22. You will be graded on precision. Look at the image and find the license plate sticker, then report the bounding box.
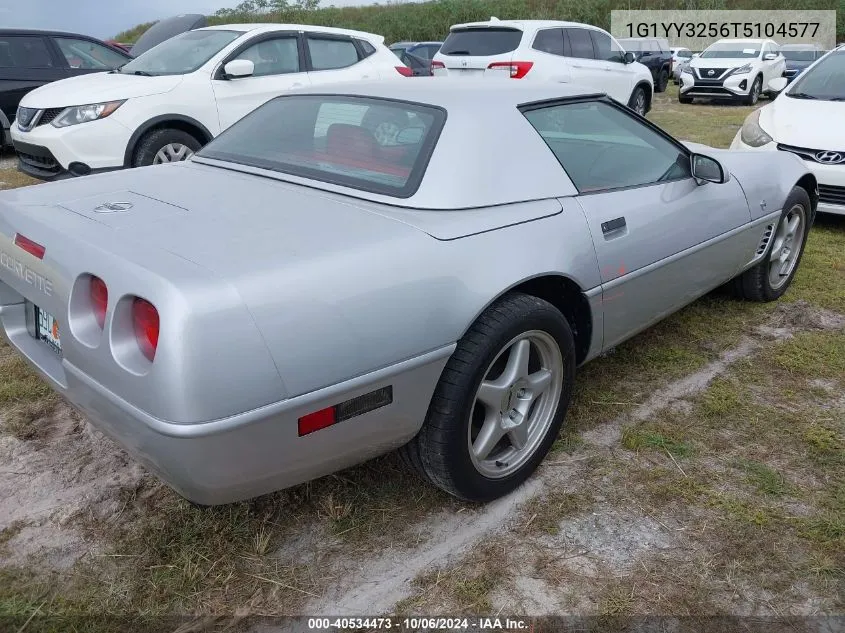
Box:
[35,306,61,355]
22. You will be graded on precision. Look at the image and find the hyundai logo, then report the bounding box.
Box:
[93,202,133,213]
[815,150,845,164]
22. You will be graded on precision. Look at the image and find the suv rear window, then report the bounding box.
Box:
[198,95,445,198]
[440,27,523,56]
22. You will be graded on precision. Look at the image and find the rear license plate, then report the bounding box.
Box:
[34,306,61,355]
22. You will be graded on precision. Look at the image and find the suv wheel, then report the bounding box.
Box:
[656,69,669,93]
[628,86,648,116]
[744,75,763,105]
[133,128,202,167]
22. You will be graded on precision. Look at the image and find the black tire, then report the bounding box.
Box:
[744,75,763,106]
[730,186,813,302]
[655,69,669,93]
[132,128,202,168]
[627,85,648,116]
[679,93,693,104]
[399,293,576,502]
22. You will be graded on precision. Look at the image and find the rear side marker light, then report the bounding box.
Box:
[298,386,393,437]
[90,276,108,329]
[132,298,159,362]
[395,65,413,77]
[14,234,45,259]
[487,61,533,79]
[431,61,445,70]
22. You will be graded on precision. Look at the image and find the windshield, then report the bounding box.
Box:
[440,27,522,56]
[119,29,241,76]
[700,42,761,59]
[781,47,818,61]
[788,50,845,100]
[198,95,446,198]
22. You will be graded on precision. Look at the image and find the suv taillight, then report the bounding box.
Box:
[395,65,413,77]
[90,276,108,329]
[430,60,445,72]
[132,298,159,362]
[487,61,533,78]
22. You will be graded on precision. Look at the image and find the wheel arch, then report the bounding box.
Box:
[123,115,213,167]
[795,173,819,218]
[462,274,594,366]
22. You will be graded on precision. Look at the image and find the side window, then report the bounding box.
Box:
[425,45,441,59]
[532,29,563,56]
[591,30,625,63]
[0,36,54,68]
[235,36,300,77]
[522,100,691,193]
[357,39,376,58]
[53,37,126,70]
[307,36,360,71]
[564,28,595,59]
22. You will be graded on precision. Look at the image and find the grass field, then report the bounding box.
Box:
[0,84,843,627]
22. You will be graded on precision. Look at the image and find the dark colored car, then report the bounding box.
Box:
[618,37,673,92]
[780,43,826,83]
[0,29,131,147]
[389,41,442,76]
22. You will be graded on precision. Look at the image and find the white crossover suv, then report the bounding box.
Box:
[430,18,654,115]
[11,23,405,180]
[730,46,845,216]
[680,38,786,105]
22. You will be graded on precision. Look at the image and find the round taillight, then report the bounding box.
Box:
[90,276,108,329]
[132,298,159,362]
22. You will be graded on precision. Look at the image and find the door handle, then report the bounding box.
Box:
[601,217,626,234]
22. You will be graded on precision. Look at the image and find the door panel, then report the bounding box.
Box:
[577,177,752,349]
[562,28,610,96]
[212,34,309,131]
[589,30,635,102]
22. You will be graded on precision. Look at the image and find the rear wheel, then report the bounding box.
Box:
[133,128,202,167]
[628,86,648,116]
[656,68,669,93]
[400,293,576,502]
[730,186,812,302]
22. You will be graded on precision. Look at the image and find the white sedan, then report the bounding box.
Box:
[731,46,845,216]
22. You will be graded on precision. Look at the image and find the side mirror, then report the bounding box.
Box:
[763,53,778,61]
[223,59,255,79]
[691,153,727,184]
[623,51,636,64]
[767,76,788,94]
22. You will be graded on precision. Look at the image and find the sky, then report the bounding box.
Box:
[0,0,373,40]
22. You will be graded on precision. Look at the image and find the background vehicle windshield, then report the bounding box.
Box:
[780,46,819,61]
[700,42,761,59]
[120,30,241,75]
[198,95,445,198]
[788,50,845,100]
[439,27,522,56]
[619,39,645,51]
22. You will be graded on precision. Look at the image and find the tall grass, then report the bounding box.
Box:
[115,0,844,44]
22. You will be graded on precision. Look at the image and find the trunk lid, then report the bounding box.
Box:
[434,24,523,78]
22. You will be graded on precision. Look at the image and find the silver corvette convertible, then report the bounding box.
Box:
[0,80,816,505]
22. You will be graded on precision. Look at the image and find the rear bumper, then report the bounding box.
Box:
[0,295,453,504]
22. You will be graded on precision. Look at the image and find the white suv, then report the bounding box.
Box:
[680,38,785,105]
[430,18,654,115]
[11,24,405,180]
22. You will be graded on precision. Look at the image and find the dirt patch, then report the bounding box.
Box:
[0,402,152,568]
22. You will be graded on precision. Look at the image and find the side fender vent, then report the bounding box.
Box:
[756,223,775,256]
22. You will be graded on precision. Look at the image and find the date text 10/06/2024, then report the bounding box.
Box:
[307,617,531,631]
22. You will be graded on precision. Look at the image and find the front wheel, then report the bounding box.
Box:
[744,75,763,105]
[731,186,812,302]
[400,293,576,502]
[628,86,648,116]
[133,128,202,167]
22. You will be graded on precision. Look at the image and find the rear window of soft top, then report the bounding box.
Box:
[439,27,523,56]
[197,95,446,198]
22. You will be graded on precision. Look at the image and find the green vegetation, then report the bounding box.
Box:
[115,0,845,44]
